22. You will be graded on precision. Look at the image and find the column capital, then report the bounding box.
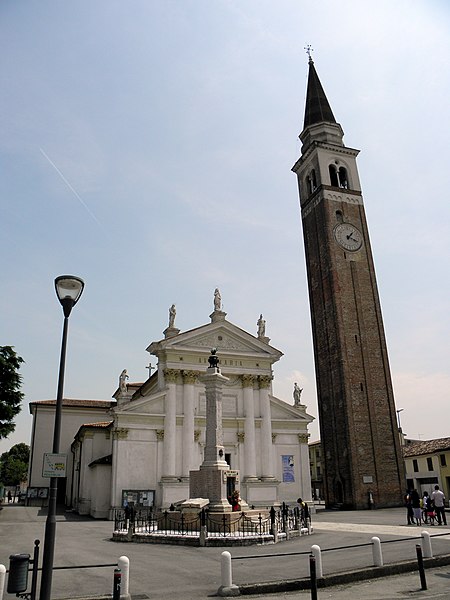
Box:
[237,432,245,443]
[156,429,164,441]
[241,374,255,388]
[164,368,179,384]
[258,375,273,389]
[113,427,129,440]
[298,433,310,444]
[182,370,199,385]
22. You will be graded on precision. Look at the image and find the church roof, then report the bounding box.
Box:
[303,58,336,129]
[29,398,114,412]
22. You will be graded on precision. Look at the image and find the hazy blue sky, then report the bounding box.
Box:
[1,1,449,455]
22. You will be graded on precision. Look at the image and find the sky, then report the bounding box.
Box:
[1,0,450,456]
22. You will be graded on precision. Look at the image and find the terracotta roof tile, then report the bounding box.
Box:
[30,399,114,408]
[402,437,450,457]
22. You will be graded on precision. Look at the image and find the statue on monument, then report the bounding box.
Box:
[257,314,266,338]
[168,304,176,328]
[293,382,303,406]
[214,288,222,311]
[119,369,129,393]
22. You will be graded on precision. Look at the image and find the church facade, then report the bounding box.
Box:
[29,294,313,518]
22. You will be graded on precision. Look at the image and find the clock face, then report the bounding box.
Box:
[334,223,363,251]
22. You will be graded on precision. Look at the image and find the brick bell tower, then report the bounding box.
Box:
[292,54,404,509]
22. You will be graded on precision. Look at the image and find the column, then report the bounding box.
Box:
[163,369,178,479]
[259,375,274,479]
[182,370,198,477]
[242,375,257,479]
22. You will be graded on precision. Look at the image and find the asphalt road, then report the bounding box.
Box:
[1,503,450,599]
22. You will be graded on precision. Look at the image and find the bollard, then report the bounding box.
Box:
[0,564,6,600]
[310,545,323,578]
[309,555,318,600]
[118,556,130,599]
[421,531,433,558]
[113,568,121,600]
[371,536,383,567]
[217,551,239,597]
[416,544,427,590]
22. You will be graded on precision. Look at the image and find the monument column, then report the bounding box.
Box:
[182,370,198,477]
[242,374,257,479]
[259,375,275,479]
[163,368,178,479]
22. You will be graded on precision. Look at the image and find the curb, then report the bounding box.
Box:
[237,553,450,595]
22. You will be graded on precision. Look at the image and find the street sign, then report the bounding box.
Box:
[42,453,67,478]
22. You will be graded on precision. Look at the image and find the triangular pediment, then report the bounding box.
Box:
[270,396,315,423]
[148,319,283,362]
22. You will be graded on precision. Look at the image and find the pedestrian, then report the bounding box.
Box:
[7,490,12,503]
[431,485,447,526]
[422,491,431,523]
[404,490,414,525]
[297,497,310,527]
[410,489,422,526]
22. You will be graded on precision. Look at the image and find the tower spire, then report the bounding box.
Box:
[303,54,336,129]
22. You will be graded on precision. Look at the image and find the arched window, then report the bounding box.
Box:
[329,164,338,187]
[336,210,343,223]
[306,169,317,194]
[338,167,348,189]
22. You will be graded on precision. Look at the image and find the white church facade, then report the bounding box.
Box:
[28,293,314,519]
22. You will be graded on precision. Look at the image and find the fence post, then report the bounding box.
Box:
[310,545,323,579]
[371,536,383,567]
[113,568,121,600]
[421,531,433,558]
[118,555,130,600]
[309,555,318,600]
[217,551,239,597]
[416,544,427,591]
[0,564,6,600]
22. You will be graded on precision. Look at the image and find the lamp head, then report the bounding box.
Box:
[55,275,84,317]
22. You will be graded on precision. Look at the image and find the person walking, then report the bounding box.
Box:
[411,489,422,526]
[404,490,415,525]
[431,485,447,525]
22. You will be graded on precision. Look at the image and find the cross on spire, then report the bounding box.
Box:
[304,44,314,64]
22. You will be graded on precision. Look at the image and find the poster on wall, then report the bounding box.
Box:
[282,455,295,483]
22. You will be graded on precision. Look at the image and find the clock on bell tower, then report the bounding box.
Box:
[292,56,404,509]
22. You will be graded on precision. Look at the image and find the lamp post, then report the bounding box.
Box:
[40,276,84,600]
[396,408,404,430]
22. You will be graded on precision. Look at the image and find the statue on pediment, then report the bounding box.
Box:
[214,288,222,311]
[169,304,176,328]
[119,369,129,393]
[293,382,303,406]
[257,314,266,338]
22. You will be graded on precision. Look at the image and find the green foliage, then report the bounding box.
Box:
[0,443,30,486]
[0,346,24,439]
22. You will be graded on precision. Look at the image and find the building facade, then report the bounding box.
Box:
[403,437,450,503]
[28,299,314,518]
[292,57,404,508]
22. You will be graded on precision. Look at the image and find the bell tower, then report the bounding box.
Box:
[292,56,404,509]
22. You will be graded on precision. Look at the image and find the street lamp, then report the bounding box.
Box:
[40,276,84,600]
[396,408,404,430]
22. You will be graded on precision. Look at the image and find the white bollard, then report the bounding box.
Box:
[0,564,6,600]
[118,556,130,600]
[371,536,383,567]
[217,551,239,597]
[421,531,433,558]
[311,545,323,578]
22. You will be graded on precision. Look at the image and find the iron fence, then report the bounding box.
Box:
[113,503,308,541]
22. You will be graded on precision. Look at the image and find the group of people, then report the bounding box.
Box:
[405,485,447,526]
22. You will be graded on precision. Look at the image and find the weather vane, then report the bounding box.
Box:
[304,44,313,62]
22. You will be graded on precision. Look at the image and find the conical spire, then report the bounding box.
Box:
[303,57,336,129]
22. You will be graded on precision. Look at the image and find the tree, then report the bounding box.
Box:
[0,443,30,486]
[0,346,24,439]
